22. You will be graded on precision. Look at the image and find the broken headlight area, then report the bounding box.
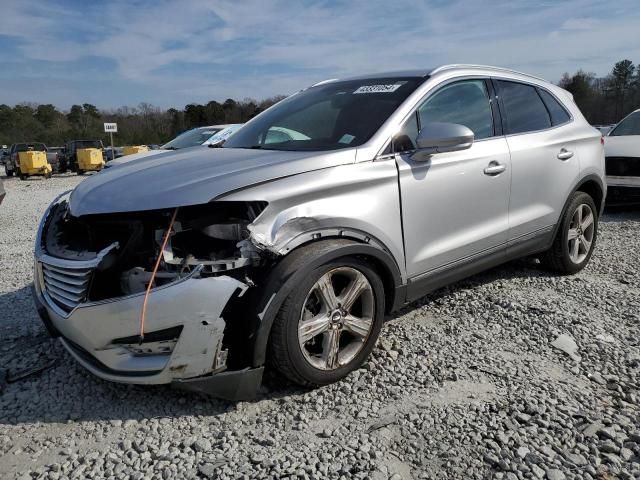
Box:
[41,200,268,301]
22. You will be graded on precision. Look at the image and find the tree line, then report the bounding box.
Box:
[0,96,285,147]
[559,59,640,124]
[1,58,639,147]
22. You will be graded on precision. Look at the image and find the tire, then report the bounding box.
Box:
[18,169,27,181]
[76,170,84,175]
[269,255,385,387]
[5,166,13,177]
[540,191,598,274]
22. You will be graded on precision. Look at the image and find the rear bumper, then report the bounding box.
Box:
[32,263,262,400]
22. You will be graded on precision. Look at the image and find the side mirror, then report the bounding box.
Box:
[412,122,474,161]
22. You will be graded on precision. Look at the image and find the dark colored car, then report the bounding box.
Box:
[4,143,48,177]
[60,140,105,172]
[47,147,65,173]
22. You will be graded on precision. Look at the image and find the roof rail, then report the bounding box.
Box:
[430,64,548,83]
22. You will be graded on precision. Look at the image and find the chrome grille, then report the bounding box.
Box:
[41,262,93,312]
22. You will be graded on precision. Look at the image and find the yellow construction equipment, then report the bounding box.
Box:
[76,148,105,174]
[122,145,149,156]
[17,151,52,180]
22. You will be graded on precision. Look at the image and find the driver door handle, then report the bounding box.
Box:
[484,161,506,176]
[557,148,574,161]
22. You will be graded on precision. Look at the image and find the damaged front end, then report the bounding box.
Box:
[32,193,269,400]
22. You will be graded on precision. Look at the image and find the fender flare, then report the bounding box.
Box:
[548,173,606,248]
[249,238,404,368]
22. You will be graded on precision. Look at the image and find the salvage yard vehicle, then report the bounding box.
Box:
[122,145,150,156]
[604,109,640,204]
[6,143,52,179]
[47,146,66,173]
[33,65,605,400]
[106,124,243,167]
[61,140,105,174]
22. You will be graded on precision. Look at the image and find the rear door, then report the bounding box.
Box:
[495,79,579,241]
[395,78,511,277]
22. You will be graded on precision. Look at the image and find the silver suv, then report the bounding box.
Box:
[33,65,605,399]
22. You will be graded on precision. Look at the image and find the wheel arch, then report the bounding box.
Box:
[574,175,605,215]
[548,173,605,249]
[249,238,404,368]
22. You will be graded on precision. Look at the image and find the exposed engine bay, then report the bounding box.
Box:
[43,199,269,301]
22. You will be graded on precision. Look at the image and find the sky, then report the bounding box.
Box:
[0,0,639,110]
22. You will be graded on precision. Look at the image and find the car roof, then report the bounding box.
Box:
[316,64,548,86]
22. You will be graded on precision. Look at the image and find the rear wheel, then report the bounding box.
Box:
[269,256,385,386]
[5,165,14,177]
[18,169,27,181]
[76,169,84,175]
[541,191,598,274]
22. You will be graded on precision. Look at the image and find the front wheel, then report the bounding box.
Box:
[269,257,385,387]
[5,166,14,177]
[540,191,598,274]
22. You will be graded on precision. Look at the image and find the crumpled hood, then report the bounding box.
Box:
[69,146,356,217]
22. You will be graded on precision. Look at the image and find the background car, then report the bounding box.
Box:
[46,146,65,173]
[105,124,243,167]
[104,146,124,162]
[60,140,105,173]
[593,124,616,136]
[5,142,49,177]
[604,109,640,204]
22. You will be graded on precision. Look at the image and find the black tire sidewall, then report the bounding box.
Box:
[279,257,385,386]
[558,192,598,273]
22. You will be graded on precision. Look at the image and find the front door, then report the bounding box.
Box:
[395,79,511,278]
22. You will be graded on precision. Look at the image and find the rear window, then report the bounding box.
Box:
[74,140,103,149]
[15,143,46,152]
[610,111,640,136]
[497,80,551,134]
[538,89,571,126]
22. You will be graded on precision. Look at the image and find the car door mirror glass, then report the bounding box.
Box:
[411,122,474,161]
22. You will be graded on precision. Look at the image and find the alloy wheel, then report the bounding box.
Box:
[298,267,375,370]
[567,203,595,264]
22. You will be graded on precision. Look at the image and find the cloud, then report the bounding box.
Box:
[0,0,639,107]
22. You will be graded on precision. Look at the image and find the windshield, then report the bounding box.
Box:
[74,140,103,149]
[610,111,640,136]
[224,77,425,151]
[162,127,223,149]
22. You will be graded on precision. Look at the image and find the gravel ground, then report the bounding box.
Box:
[0,174,639,480]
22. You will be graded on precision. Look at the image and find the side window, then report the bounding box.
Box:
[538,89,571,126]
[417,80,494,140]
[610,112,640,136]
[497,80,551,134]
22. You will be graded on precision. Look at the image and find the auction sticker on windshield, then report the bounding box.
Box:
[354,83,404,94]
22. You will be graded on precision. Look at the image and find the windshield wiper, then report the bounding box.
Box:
[165,146,178,150]
[249,145,263,149]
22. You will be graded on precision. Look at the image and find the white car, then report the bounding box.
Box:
[107,124,243,167]
[604,109,640,204]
